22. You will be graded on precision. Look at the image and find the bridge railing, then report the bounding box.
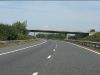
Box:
[66,40,100,49]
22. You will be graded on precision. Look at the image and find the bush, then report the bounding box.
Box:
[80,32,100,42]
[0,21,30,40]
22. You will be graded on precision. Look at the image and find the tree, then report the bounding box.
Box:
[0,21,29,40]
[12,21,28,40]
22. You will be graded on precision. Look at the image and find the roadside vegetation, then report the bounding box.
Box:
[36,33,65,40]
[0,39,37,48]
[67,31,100,52]
[80,32,100,42]
[73,29,100,42]
[73,32,100,42]
[0,21,34,40]
[0,21,36,48]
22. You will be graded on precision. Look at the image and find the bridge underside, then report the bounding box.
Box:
[28,30,89,34]
[27,30,89,39]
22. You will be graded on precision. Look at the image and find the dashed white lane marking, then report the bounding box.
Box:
[53,49,55,52]
[32,72,38,75]
[67,42,100,55]
[0,41,47,56]
[47,55,52,59]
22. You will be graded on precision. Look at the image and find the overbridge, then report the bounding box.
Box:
[27,29,89,39]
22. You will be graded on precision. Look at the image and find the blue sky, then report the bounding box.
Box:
[0,1,100,32]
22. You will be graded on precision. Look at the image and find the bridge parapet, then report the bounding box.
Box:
[28,29,89,39]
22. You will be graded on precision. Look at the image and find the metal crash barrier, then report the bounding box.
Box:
[67,40,100,49]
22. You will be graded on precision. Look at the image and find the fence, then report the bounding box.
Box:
[67,40,100,49]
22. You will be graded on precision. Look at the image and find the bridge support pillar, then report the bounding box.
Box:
[65,33,68,40]
[33,32,36,37]
[33,32,37,39]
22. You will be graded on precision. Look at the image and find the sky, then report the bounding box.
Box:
[0,1,100,32]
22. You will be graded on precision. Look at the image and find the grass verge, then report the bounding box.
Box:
[0,39,38,48]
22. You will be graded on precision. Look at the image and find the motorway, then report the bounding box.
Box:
[0,40,100,75]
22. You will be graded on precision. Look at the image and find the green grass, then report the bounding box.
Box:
[0,39,38,48]
[0,43,8,47]
[80,32,100,42]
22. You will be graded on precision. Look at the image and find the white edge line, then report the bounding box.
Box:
[0,41,47,56]
[32,72,38,75]
[67,42,100,55]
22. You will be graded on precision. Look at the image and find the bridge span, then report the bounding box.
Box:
[27,29,89,39]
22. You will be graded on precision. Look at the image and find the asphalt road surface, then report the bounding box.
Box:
[0,39,100,75]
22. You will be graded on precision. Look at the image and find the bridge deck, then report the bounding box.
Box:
[28,29,89,34]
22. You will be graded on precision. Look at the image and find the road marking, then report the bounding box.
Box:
[0,41,47,56]
[67,42,100,55]
[47,55,51,59]
[32,72,38,75]
[53,49,55,52]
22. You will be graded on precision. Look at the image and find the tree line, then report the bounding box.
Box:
[0,21,33,40]
[36,33,65,40]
